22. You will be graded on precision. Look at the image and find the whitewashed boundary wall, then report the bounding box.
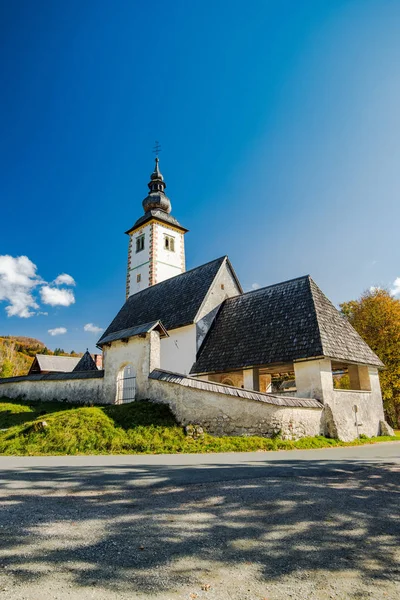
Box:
[0,372,104,404]
[146,370,323,440]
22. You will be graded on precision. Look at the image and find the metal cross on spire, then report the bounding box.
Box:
[152,140,161,157]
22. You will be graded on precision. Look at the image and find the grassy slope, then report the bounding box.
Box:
[0,398,399,456]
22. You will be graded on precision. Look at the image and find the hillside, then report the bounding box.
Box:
[0,336,80,378]
[0,399,398,455]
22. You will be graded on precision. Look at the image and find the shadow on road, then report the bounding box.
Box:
[0,458,399,594]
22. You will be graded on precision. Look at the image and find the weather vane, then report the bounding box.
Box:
[153,140,161,157]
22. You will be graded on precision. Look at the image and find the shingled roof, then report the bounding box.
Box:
[72,350,98,372]
[98,321,168,347]
[98,256,229,345]
[28,354,80,374]
[125,209,188,234]
[191,275,383,374]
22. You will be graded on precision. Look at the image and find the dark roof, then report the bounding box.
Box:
[98,321,168,347]
[191,275,383,374]
[150,369,322,409]
[98,256,228,345]
[72,350,98,372]
[28,355,80,374]
[125,209,188,234]
[308,278,383,367]
[0,370,104,384]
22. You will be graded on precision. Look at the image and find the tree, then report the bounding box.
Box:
[340,288,400,427]
[0,359,14,378]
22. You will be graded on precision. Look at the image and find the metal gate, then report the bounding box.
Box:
[116,364,136,404]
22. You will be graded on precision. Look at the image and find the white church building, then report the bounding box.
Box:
[0,159,392,441]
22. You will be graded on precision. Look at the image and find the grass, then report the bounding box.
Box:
[0,397,399,456]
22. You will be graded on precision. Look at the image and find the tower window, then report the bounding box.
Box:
[164,235,175,252]
[136,235,145,253]
[136,273,141,283]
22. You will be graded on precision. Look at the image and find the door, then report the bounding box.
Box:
[116,364,136,404]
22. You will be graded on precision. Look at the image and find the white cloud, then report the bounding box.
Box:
[251,283,261,290]
[0,255,41,317]
[40,286,75,307]
[54,273,75,286]
[84,323,103,334]
[0,254,76,317]
[48,327,67,336]
[390,277,400,297]
[369,286,381,293]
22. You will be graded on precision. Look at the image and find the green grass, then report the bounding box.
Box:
[0,397,399,456]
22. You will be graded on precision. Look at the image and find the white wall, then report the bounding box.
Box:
[0,376,104,404]
[127,224,151,296]
[127,221,186,296]
[146,378,323,440]
[160,325,197,375]
[322,367,384,440]
[153,222,185,284]
[103,331,160,403]
[294,359,385,440]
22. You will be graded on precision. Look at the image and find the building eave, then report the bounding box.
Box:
[125,216,189,236]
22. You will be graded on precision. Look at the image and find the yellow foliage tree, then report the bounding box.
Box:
[341,289,400,427]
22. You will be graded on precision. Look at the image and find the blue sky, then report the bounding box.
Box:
[0,0,399,353]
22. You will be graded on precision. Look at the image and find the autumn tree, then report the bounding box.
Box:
[341,289,400,427]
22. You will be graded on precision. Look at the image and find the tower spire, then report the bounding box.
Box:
[143,156,171,213]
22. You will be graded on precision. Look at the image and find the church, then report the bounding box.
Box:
[0,158,392,441]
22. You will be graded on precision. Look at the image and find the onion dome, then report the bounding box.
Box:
[142,157,172,214]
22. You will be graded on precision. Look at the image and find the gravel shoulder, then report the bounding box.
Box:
[0,444,399,600]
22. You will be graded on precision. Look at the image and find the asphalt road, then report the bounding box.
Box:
[0,443,399,600]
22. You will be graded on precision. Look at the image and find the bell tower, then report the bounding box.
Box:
[125,158,188,298]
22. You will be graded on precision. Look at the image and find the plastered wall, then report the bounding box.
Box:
[0,376,104,405]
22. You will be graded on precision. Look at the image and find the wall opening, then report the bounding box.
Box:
[116,364,136,404]
[332,361,371,391]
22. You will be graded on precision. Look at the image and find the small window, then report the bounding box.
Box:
[221,284,225,290]
[164,235,175,252]
[136,235,145,253]
[136,273,141,283]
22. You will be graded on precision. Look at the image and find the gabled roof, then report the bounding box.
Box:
[125,209,188,234]
[72,350,98,372]
[28,354,80,374]
[98,321,168,347]
[98,257,230,345]
[191,275,383,374]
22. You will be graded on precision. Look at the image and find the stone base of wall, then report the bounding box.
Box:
[197,413,318,440]
[146,376,323,440]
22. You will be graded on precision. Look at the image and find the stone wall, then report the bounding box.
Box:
[322,369,385,440]
[145,373,323,440]
[294,359,385,441]
[0,374,104,404]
